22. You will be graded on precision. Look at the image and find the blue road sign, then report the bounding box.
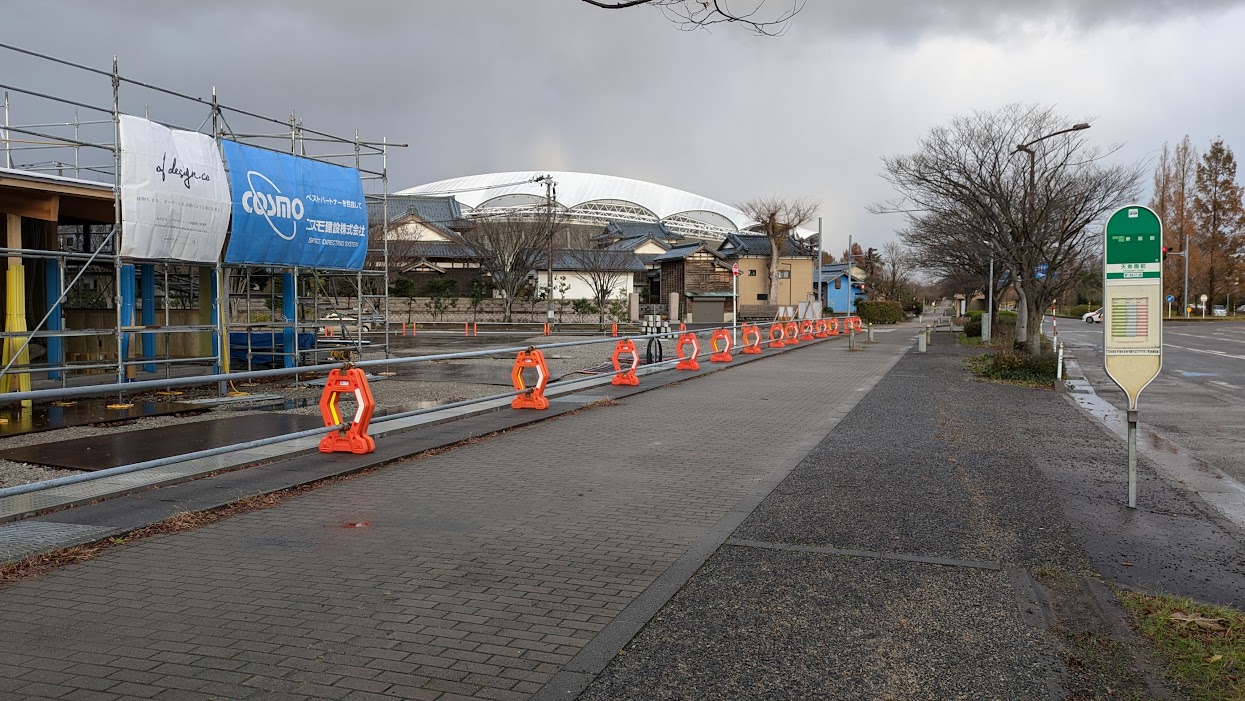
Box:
[1166,294,1175,303]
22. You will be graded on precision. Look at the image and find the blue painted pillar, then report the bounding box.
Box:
[119,264,136,381]
[140,264,155,372]
[282,271,296,369]
[44,258,62,380]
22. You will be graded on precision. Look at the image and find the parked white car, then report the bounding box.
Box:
[1082,308,1103,323]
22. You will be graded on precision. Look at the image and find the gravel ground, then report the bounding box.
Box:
[577,340,1201,699]
[0,334,639,489]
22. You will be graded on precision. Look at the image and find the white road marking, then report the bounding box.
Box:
[1169,331,1245,345]
[1211,381,1242,390]
[1163,343,1245,361]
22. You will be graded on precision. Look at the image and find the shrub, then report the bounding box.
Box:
[964,316,982,337]
[855,300,904,324]
[571,298,599,315]
[969,350,1059,385]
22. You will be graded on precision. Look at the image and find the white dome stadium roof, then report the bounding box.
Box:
[396,171,757,240]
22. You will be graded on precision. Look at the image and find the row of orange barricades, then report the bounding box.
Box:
[319,317,864,454]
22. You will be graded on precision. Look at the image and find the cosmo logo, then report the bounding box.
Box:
[241,170,304,240]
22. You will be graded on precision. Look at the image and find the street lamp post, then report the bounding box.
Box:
[1011,122,1091,342]
[982,240,994,342]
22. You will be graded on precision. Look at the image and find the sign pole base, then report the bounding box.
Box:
[1127,409,1138,509]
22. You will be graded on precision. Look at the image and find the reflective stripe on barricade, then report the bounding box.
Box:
[675,332,700,371]
[318,367,376,454]
[709,328,733,363]
[741,324,763,354]
[799,319,815,342]
[610,339,640,386]
[511,348,550,409]
[784,321,800,345]
[768,322,786,349]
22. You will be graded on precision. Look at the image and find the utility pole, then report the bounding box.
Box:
[816,217,823,312]
[544,177,555,327]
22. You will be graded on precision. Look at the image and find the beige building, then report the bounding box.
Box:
[717,233,817,317]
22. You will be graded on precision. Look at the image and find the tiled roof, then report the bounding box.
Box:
[606,236,671,253]
[368,195,468,238]
[718,232,810,258]
[652,242,722,263]
[549,250,646,272]
[395,242,479,259]
[600,221,684,241]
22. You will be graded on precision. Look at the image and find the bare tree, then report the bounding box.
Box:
[877,104,1142,354]
[463,217,548,322]
[874,241,914,301]
[565,248,641,324]
[737,197,818,303]
[580,0,804,34]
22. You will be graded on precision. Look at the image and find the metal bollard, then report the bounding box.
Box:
[925,324,933,345]
[917,330,927,353]
[867,323,875,343]
[1056,342,1064,380]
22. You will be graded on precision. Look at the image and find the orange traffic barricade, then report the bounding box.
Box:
[799,319,815,342]
[767,322,786,349]
[741,324,763,354]
[318,366,376,455]
[814,319,829,338]
[610,338,640,386]
[675,332,700,371]
[827,317,840,336]
[784,321,800,345]
[709,328,733,363]
[511,348,550,409]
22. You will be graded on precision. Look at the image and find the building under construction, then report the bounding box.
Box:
[0,43,401,409]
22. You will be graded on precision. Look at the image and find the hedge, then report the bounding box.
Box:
[855,300,905,324]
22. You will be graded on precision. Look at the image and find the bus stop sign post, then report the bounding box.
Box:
[1103,205,1164,509]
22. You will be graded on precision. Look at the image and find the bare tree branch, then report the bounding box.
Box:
[736,196,817,302]
[879,103,1142,353]
[580,0,804,35]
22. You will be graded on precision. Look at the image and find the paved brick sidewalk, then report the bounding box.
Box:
[0,328,915,700]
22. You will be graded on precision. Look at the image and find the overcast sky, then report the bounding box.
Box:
[6,0,1245,256]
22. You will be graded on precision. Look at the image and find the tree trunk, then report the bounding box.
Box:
[769,249,781,302]
[1026,296,1044,355]
[1013,284,1028,350]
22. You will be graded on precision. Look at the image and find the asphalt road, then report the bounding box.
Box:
[1051,316,1245,487]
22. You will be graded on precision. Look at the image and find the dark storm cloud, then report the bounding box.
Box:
[5,0,1245,251]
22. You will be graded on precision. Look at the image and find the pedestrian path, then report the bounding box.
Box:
[0,325,916,700]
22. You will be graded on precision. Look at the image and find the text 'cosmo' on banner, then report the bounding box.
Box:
[220,141,368,270]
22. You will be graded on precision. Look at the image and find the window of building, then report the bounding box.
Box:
[748,269,757,276]
[756,293,768,301]
[834,278,842,289]
[777,270,791,279]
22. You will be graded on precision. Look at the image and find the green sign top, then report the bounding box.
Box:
[1105,206,1162,265]
[1104,206,1162,279]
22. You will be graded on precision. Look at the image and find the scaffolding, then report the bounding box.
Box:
[0,42,404,397]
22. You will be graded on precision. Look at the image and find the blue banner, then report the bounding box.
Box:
[221,141,368,269]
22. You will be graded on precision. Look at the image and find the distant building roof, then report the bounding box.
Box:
[397,242,479,259]
[550,249,646,272]
[599,221,684,242]
[718,232,810,258]
[821,262,867,280]
[606,236,671,253]
[652,242,724,263]
[368,195,470,239]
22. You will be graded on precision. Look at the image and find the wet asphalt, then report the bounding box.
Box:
[577,338,1245,700]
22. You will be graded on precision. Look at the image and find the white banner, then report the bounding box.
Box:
[119,114,230,262]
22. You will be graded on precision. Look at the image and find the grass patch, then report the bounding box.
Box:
[967,349,1059,387]
[1120,590,1245,700]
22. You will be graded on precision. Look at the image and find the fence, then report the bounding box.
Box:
[0,42,404,392]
